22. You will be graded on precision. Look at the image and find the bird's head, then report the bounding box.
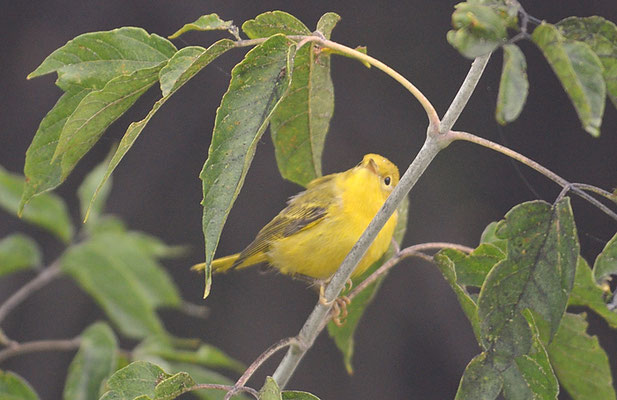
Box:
[359,153,400,193]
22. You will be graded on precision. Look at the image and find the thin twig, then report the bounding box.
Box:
[0,262,62,324]
[224,337,298,400]
[348,242,474,302]
[571,183,616,203]
[0,337,81,363]
[449,130,617,222]
[234,34,440,127]
[439,54,491,135]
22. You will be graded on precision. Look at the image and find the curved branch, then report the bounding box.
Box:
[0,262,62,324]
[224,337,298,400]
[449,130,617,222]
[0,337,80,363]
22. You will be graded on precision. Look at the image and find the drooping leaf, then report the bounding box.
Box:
[495,44,528,125]
[569,257,617,329]
[242,11,310,39]
[477,199,579,364]
[259,377,282,400]
[327,196,409,373]
[85,40,236,215]
[269,13,338,186]
[455,352,502,400]
[434,252,482,342]
[60,233,172,338]
[99,361,169,400]
[20,85,91,210]
[63,322,118,400]
[438,244,504,288]
[447,3,509,58]
[0,234,41,276]
[557,16,617,109]
[0,166,74,242]
[0,371,39,400]
[53,63,165,177]
[169,14,234,39]
[134,336,244,373]
[200,35,295,297]
[78,152,113,222]
[28,27,176,90]
[546,312,616,400]
[592,231,617,285]
[153,372,195,400]
[532,23,606,136]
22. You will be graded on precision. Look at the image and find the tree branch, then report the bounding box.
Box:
[448,130,617,222]
[0,337,80,363]
[0,262,62,324]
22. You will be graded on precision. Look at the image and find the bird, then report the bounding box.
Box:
[193,153,400,322]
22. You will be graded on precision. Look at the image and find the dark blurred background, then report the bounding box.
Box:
[1,1,616,399]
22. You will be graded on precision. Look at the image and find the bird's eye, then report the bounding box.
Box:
[384,176,391,186]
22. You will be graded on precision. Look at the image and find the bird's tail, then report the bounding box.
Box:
[191,252,267,273]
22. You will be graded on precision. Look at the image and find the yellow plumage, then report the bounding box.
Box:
[193,153,400,280]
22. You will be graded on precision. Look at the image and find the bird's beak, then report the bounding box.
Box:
[366,158,379,175]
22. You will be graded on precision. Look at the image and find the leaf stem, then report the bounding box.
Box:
[448,130,617,221]
[0,337,80,363]
[191,383,259,399]
[224,337,298,400]
[0,262,62,324]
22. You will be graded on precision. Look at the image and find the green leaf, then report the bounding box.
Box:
[87,40,235,220]
[506,310,558,400]
[532,23,606,137]
[200,35,295,297]
[495,44,528,125]
[327,196,409,373]
[0,166,74,242]
[242,11,310,39]
[569,257,617,329]
[479,221,507,252]
[0,371,39,400]
[100,361,169,400]
[153,372,195,400]
[29,27,176,90]
[592,231,617,284]
[447,3,508,59]
[557,16,617,109]
[438,244,505,287]
[159,361,242,400]
[61,232,179,338]
[0,234,41,276]
[53,63,165,177]
[259,377,282,400]
[134,336,244,373]
[282,392,321,400]
[63,322,118,400]
[124,231,187,259]
[316,12,341,39]
[434,252,482,343]
[455,353,502,400]
[78,152,114,223]
[269,15,336,186]
[169,14,234,39]
[546,313,616,400]
[20,85,91,210]
[477,198,579,364]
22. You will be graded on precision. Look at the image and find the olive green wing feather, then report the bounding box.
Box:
[232,173,340,268]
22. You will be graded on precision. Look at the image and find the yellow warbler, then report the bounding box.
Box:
[193,153,400,281]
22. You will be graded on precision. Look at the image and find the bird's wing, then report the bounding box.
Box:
[233,173,340,268]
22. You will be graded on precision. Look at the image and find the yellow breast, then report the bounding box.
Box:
[268,167,397,279]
